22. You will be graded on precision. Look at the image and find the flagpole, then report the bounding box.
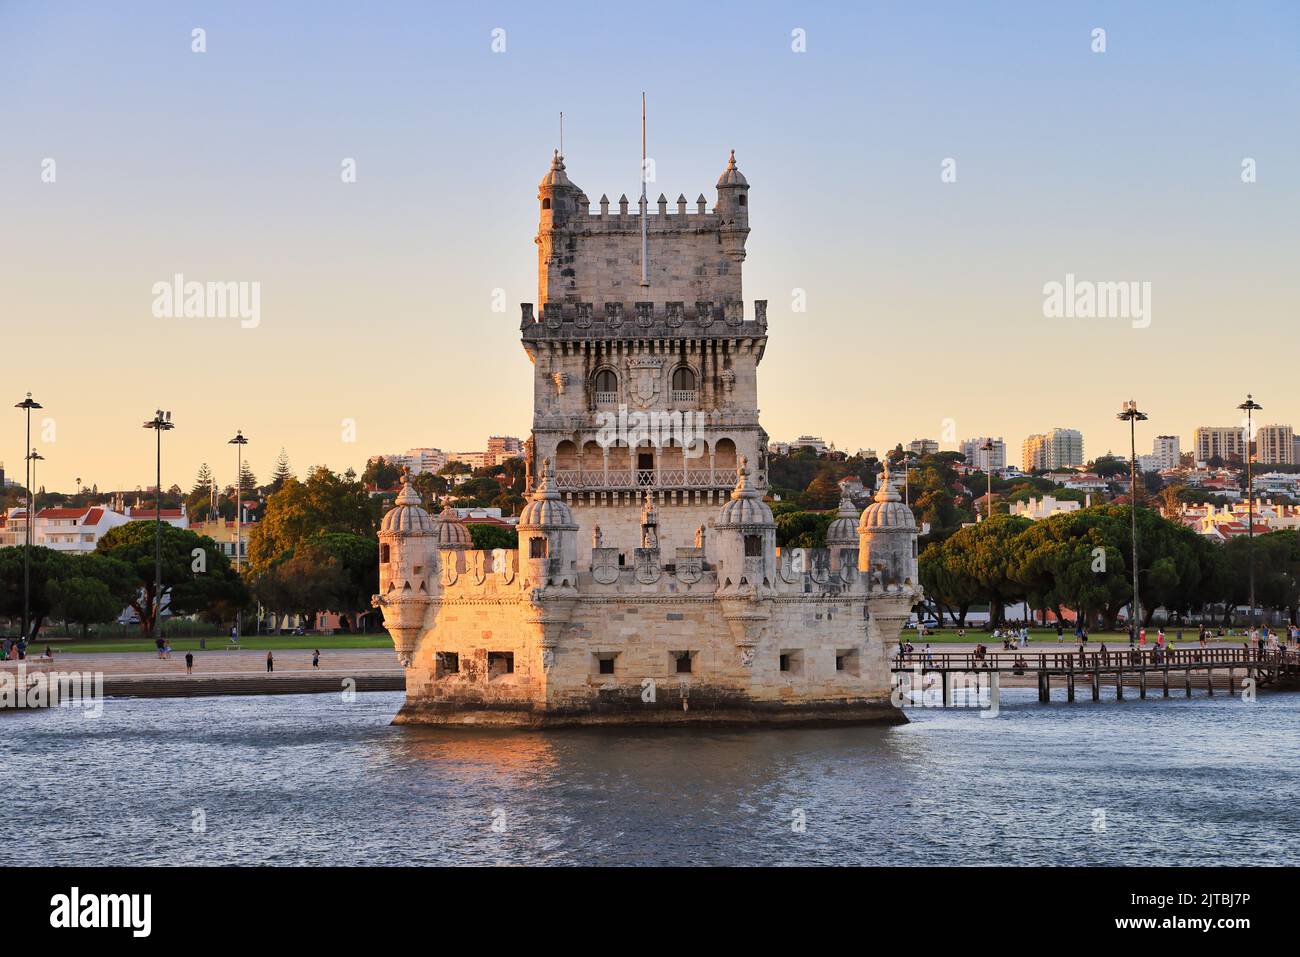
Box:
[640,92,648,288]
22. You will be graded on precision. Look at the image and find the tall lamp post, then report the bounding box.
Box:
[14,393,42,639]
[1117,400,1148,636]
[27,448,44,528]
[1237,394,1262,632]
[142,410,175,641]
[980,438,995,519]
[228,430,248,639]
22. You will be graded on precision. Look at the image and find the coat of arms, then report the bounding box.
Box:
[591,546,620,585]
[629,357,663,408]
[675,547,703,585]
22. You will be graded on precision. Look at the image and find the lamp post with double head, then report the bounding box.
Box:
[1117,400,1148,637]
[14,393,42,639]
[228,430,248,639]
[980,438,995,519]
[1237,394,1262,632]
[142,411,175,641]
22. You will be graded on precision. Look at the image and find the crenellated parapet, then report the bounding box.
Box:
[521,299,767,337]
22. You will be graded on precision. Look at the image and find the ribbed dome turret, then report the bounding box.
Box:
[431,503,473,549]
[717,455,774,528]
[716,149,748,187]
[380,476,435,535]
[826,489,861,544]
[519,458,577,530]
[859,462,916,531]
[539,150,578,190]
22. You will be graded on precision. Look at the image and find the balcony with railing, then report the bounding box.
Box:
[670,389,697,404]
[553,467,741,491]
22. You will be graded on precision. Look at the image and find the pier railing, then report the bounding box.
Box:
[894,647,1297,672]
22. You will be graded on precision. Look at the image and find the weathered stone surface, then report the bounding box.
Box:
[374,147,922,727]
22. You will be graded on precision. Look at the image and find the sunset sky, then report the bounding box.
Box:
[2,1,1297,492]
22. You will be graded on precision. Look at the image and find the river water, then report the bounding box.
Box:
[4,689,1297,866]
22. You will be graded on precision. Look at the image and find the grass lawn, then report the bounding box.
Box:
[45,634,395,654]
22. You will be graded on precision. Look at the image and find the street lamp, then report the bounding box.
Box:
[1237,394,1263,632]
[980,438,995,519]
[228,429,248,639]
[14,393,42,639]
[1117,400,1148,638]
[142,410,175,641]
[27,449,44,523]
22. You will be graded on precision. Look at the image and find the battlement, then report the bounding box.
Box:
[572,192,719,223]
[521,299,767,337]
[536,151,750,305]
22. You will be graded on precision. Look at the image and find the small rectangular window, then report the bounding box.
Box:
[779,649,803,675]
[744,534,762,557]
[487,651,514,676]
[674,651,693,674]
[598,656,615,675]
[529,537,547,559]
[435,651,459,677]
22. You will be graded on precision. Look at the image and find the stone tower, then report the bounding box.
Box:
[523,149,768,565]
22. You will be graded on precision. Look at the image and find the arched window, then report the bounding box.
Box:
[671,367,696,392]
[593,369,618,407]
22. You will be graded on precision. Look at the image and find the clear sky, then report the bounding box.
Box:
[2,1,1297,492]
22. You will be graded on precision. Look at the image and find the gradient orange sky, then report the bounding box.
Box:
[2,2,1297,492]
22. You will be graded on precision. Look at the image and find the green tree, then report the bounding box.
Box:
[362,457,401,490]
[469,524,518,551]
[248,467,380,574]
[96,522,248,635]
[269,448,294,493]
[0,546,72,637]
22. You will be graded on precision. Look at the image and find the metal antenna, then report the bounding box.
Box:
[559,111,563,156]
[640,92,649,287]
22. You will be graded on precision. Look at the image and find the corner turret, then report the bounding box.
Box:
[715,150,750,264]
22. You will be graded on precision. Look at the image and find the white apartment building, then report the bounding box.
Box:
[958,436,1006,471]
[1010,495,1084,521]
[907,438,939,457]
[0,505,133,553]
[1152,434,1181,471]
[1257,424,1294,466]
[1193,426,1246,465]
[1023,429,1084,471]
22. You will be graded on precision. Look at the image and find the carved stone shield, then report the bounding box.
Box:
[675,547,703,585]
[591,546,620,585]
[633,366,660,408]
[634,547,661,584]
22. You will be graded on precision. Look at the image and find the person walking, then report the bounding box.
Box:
[185,651,194,675]
[312,649,320,669]
[266,651,274,673]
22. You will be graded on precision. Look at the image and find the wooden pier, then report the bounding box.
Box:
[893,647,1300,703]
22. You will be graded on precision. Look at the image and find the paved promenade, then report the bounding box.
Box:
[2,648,405,698]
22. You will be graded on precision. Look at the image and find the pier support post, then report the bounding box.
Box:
[942,671,951,707]
[1185,669,1192,697]
[1067,672,1075,702]
[1116,668,1123,700]
[1139,668,1147,699]
[1207,667,1213,696]
[1163,665,1169,698]
[1092,668,1100,701]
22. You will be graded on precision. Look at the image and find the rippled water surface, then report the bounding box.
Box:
[4,689,1298,865]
